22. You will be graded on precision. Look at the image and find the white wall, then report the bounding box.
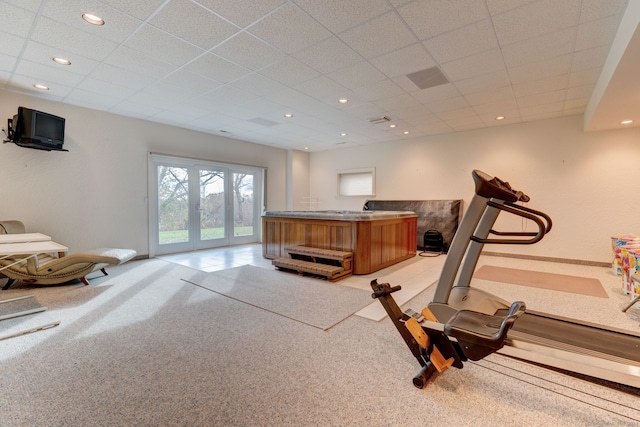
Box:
[310,115,640,264]
[1,90,289,256]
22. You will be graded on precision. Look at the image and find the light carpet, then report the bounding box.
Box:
[182,264,372,330]
[473,265,609,298]
[0,258,638,426]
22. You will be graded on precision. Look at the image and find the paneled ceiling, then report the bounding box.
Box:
[0,0,637,151]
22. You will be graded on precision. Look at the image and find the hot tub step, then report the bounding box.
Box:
[272,258,351,281]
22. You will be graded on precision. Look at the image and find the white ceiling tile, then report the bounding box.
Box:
[464,85,516,106]
[294,75,347,99]
[454,68,510,94]
[0,53,16,73]
[88,63,150,90]
[15,59,85,87]
[568,68,601,88]
[106,45,175,79]
[411,83,461,103]
[203,84,257,106]
[161,69,221,93]
[98,0,167,21]
[339,12,416,59]
[0,31,26,57]
[230,73,289,98]
[374,93,422,113]
[519,101,564,120]
[124,25,205,66]
[196,0,287,28]
[517,89,566,108]
[575,15,621,51]
[507,54,572,84]
[571,45,610,71]
[564,96,589,110]
[566,84,594,100]
[440,48,505,82]
[42,0,143,44]
[0,0,633,152]
[109,101,163,119]
[579,0,628,23]
[2,0,42,13]
[293,0,391,34]
[185,53,250,83]
[248,3,332,54]
[149,0,239,50]
[328,61,386,90]
[474,102,520,116]
[424,19,498,64]
[501,27,577,68]
[31,16,119,61]
[398,0,488,40]
[353,78,404,101]
[0,2,36,38]
[513,74,568,97]
[22,41,99,75]
[266,86,316,107]
[486,0,537,16]
[293,36,361,74]
[492,0,581,45]
[66,87,122,109]
[211,32,285,70]
[75,76,138,99]
[480,112,522,126]
[9,73,71,99]
[423,97,471,114]
[369,43,436,78]
[445,114,485,131]
[259,57,320,86]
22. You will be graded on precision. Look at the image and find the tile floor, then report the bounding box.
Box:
[157,243,273,272]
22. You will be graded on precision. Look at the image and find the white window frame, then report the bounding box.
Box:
[337,168,376,197]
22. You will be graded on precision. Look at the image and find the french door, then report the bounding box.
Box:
[149,154,264,256]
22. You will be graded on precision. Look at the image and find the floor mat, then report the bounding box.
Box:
[473,265,609,298]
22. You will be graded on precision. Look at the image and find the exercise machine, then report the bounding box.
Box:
[372,170,640,388]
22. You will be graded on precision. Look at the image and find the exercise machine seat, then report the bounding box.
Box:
[444,301,526,360]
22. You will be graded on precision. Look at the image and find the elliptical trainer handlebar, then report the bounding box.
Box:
[472,169,530,202]
[470,170,552,245]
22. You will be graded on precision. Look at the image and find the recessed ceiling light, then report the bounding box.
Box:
[403,131,410,135]
[621,119,633,125]
[340,132,347,136]
[52,57,71,65]
[304,147,309,150]
[82,13,105,26]
[389,124,396,128]
[495,116,505,120]
[338,98,348,104]
[284,113,293,118]
[33,84,49,90]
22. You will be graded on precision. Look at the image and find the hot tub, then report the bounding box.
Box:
[262,210,417,274]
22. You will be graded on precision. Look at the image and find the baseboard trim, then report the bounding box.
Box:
[481,251,610,268]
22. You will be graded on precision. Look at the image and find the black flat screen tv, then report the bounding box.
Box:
[10,106,67,151]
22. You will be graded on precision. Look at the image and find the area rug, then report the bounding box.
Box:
[0,295,45,321]
[473,265,609,298]
[182,265,371,330]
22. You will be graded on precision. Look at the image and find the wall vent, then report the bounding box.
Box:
[406,66,449,90]
[368,116,391,124]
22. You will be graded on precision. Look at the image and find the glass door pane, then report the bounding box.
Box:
[233,172,254,238]
[199,168,226,245]
[157,165,189,245]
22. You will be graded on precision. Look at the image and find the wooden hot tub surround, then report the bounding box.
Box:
[262,210,417,275]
